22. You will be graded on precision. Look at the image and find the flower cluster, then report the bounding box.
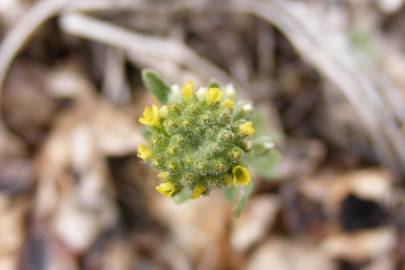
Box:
[138,82,255,199]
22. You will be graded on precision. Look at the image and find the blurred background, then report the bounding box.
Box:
[0,0,405,269]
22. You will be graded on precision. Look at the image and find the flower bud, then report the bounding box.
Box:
[169,84,181,103]
[242,140,252,151]
[139,80,258,200]
[196,87,207,100]
[183,172,194,186]
[228,147,242,161]
[164,119,178,134]
[233,102,253,120]
[219,129,234,143]
[159,105,168,119]
[224,83,236,98]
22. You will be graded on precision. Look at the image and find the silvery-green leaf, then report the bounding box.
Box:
[244,149,280,179]
[244,110,281,180]
[142,69,171,104]
[222,186,238,201]
[140,127,152,139]
[233,182,254,218]
[173,189,192,204]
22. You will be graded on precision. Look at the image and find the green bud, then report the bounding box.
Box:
[164,119,178,134]
[233,102,253,120]
[151,157,164,169]
[218,110,231,125]
[195,160,208,174]
[228,147,242,161]
[167,160,180,172]
[200,112,212,125]
[214,159,227,174]
[218,129,234,143]
[182,119,192,129]
[167,145,179,156]
[183,172,194,186]
[186,104,199,115]
[169,103,181,115]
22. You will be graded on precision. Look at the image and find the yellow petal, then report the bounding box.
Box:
[223,98,234,109]
[205,87,223,104]
[151,105,160,126]
[156,181,176,197]
[182,81,194,100]
[139,106,152,125]
[191,184,205,199]
[239,122,255,136]
[137,144,151,160]
[139,105,160,127]
[232,165,251,186]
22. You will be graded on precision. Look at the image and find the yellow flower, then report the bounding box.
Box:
[137,144,152,160]
[156,181,176,197]
[191,184,206,199]
[239,122,255,136]
[205,87,223,104]
[232,165,251,186]
[139,105,160,127]
[223,98,234,109]
[182,81,194,100]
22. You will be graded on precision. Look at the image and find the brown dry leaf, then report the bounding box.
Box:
[299,168,392,214]
[45,61,95,101]
[51,170,117,252]
[231,195,279,252]
[152,193,231,270]
[33,81,141,253]
[0,159,32,197]
[363,255,395,270]
[246,238,336,270]
[321,228,396,262]
[0,195,28,270]
[0,127,26,160]
[0,256,16,270]
[99,240,135,270]
[80,236,136,270]
[3,62,58,146]
[19,224,79,270]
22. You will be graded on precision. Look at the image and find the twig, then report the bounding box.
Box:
[0,0,71,109]
[64,0,144,13]
[102,48,130,105]
[64,0,212,13]
[59,13,231,84]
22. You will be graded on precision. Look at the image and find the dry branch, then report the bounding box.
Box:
[59,12,231,84]
[0,0,71,108]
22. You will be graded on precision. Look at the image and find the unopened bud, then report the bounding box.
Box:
[159,105,168,118]
[243,140,252,151]
[169,84,181,103]
[196,87,207,100]
[242,103,253,114]
[224,83,236,98]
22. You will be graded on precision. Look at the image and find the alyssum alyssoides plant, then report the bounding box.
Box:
[138,70,278,216]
